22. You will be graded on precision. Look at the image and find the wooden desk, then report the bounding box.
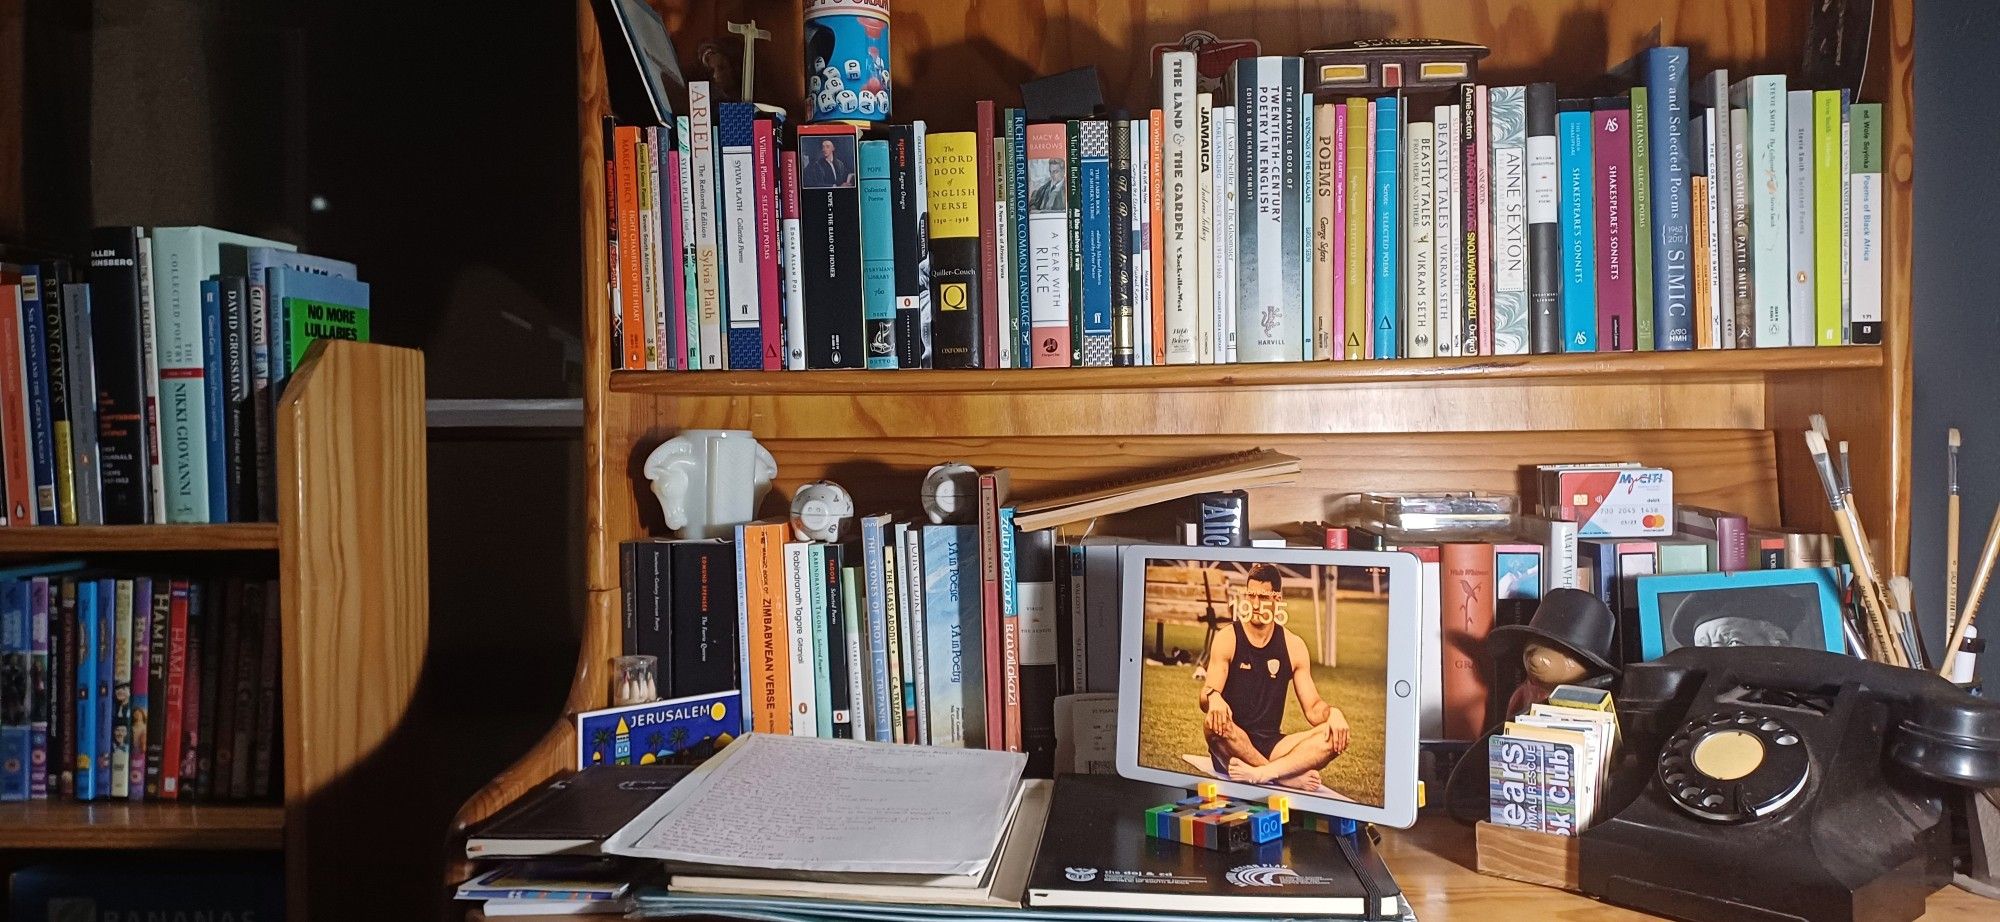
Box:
[1384,817,1996,921]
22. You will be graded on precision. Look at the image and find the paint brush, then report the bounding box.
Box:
[1942,499,2000,678]
[1806,429,1905,666]
[1947,428,1963,650]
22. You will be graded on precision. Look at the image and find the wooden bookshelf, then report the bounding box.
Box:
[0,523,281,553]
[454,0,1920,916]
[0,802,285,851]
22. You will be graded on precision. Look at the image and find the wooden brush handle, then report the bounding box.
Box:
[1943,501,2000,678]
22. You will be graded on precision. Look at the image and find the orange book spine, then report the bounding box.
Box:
[613,126,646,370]
[1440,542,1495,740]
[742,523,793,733]
[1148,111,1167,366]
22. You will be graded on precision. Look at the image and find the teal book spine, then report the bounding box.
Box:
[1732,75,1790,346]
[858,140,898,369]
[1558,105,1597,352]
[1371,96,1400,358]
[807,544,832,739]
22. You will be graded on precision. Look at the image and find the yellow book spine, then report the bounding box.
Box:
[1813,90,1844,345]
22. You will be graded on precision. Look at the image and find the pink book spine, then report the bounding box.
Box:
[1363,100,1376,357]
[1330,103,1347,360]
[752,117,783,370]
[1475,87,1495,356]
[665,148,687,371]
[1594,105,1636,351]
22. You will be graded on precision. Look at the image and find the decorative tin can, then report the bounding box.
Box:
[803,0,891,123]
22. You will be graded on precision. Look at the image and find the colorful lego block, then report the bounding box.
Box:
[1295,813,1360,837]
[1144,793,1285,851]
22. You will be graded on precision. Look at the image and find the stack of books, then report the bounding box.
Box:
[0,563,281,803]
[608,46,1879,371]
[0,229,371,526]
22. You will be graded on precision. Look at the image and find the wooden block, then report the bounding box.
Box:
[1475,820,1580,891]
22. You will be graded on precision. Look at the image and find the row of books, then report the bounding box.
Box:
[605,48,1880,372]
[0,229,370,527]
[0,564,280,803]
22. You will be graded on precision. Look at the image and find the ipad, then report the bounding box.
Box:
[1116,546,1423,828]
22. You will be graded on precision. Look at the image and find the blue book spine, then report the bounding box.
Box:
[922,525,975,746]
[859,141,899,370]
[74,580,97,801]
[1558,108,1598,352]
[1079,123,1114,365]
[1010,109,1032,367]
[1372,96,1401,358]
[860,516,894,741]
[199,280,229,521]
[807,544,832,739]
[28,578,48,799]
[1645,47,1695,350]
[124,577,146,803]
[1,580,26,801]
[718,103,761,370]
[18,270,56,524]
[94,578,113,799]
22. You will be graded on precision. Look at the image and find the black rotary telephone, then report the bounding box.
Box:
[1579,646,2000,922]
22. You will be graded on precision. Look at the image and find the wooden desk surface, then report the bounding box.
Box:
[1384,817,1997,921]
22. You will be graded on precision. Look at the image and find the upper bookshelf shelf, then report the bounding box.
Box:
[0,802,285,850]
[0,523,281,554]
[610,346,1880,397]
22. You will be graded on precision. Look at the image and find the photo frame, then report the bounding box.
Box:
[1634,567,1846,662]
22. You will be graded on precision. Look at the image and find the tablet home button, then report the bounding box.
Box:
[1394,680,1411,697]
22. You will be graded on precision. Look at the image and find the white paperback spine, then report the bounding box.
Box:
[1406,126,1436,358]
[687,83,724,368]
[1160,52,1199,363]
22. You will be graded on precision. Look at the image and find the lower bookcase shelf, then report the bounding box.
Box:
[0,802,285,851]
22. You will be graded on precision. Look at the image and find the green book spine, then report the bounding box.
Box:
[1629,86,1656,351]
[1813,90,1844,345]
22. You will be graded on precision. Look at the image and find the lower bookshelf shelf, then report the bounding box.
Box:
[0,802,285,851]
[0,524,282,554]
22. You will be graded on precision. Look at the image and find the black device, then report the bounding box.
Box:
[1579,646,2000,922]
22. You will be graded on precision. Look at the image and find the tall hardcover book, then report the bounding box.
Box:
[1642,48,1695,350]
[1489,86,1530,355]
[1594,98,1635,351]
[752,114,786,370]
[921,524,979,746]
[1406,122,1436,358]
[1078,121,1114,366]
[871,123,934,369]
[1161,52,1200,363]
[1729,106,1755,349]
[1331,103,1348,357]
[1784,90,1816,347]
[797,124,867,368]
[1813,90,1844,346]
[83,229,153,523]
[1849,103,1883,345]
[973,101,1000,369]
[1231,58,1303,363]
[716,103,761,369]
[1557,101,1597,352]
[1025,123,1071,367]
[927,132,984,368]
[1733,75,1790,346]
[1374,95,1401,359]
[1441,542,1496,741]
[1629,86,1656,350]
[1014,522,1057,776]
[1525,84,1562,354]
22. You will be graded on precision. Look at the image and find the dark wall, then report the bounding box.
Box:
[1912,0,2000,687]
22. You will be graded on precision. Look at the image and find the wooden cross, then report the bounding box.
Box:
[727,20,771,103]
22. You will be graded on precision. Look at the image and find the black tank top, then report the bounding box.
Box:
[1221,620,1292,755]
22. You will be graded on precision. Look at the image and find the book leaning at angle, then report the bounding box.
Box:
[604,733,1027,877]
[465,763,692,857]
[1011,448,1300,531]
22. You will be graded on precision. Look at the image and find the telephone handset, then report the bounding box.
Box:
[1579,645,2000,922]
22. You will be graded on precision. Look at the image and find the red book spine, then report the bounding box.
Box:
[614,126,645,370]
[1312,524,1350,549]
[975,100,1001,368]
[158,580,189,799]
[180,590,203,797]
[977,474,1007,750]
[1595,104,1636,351]
[0,283,33,525]
[1440,542,1495,740]
[665,147,687,371]
[752,117,783,370]
[1148,112,1167,366]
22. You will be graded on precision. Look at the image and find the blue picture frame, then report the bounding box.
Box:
[1635,567,1845,661]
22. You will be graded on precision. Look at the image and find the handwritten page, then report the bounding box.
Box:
[604,734,1028,876]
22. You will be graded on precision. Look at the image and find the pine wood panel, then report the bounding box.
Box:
[0,802,284,851]
[658,0,1810,127]
[276,340,428,922]
[0,523,280,553]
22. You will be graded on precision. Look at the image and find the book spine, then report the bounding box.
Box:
[1474,87,1495,355]
[0,285,29,525]
[927,132,984,369]
[1236,61,1297,363]
[1330,102,1348,358]
[1700,110,1724,348]
[888,530,912,744]
[1218,107,1238,362]
[717,105,760,369]
[1435,111,1458,356]
[192,581,222,798]
[805,545,835,737]
[638,131,661,368]
[901,527,929,743]
[1407,121,1436,358]
[1489,87,1529,355]
[779,141,804,370]
[1645,48,1695,350]
[1595,101,1635,351]
[1062,122,1085,365]
[250,580,279,798]
[751,526,791,734]
[158,581,187,798]
[1110,119,1136,367]
[1365,100,1377,356]
[1014,524,1056,774]
[995,135,1015,368]
[199,280,228,520]
[997,506,1021,752]
[1343,98,1368,359]
[1691,173,1716,351]
[211,581,243,799]
[604,125,622,367]
[148,230,214,522]
[137,236,166,523]
[17,271,55,524]
[60,286,99,525]
[1706,78,1741,350]
[1460,86,1481,353]
[1812,90,1843,345]
[220,278,251,520]
[72,583,97,800]
[1297,92,1312,361]
[1840,98,1851,347]
[821,551,849,737]
[1374,95,1401,358]
[613,127,645,370]
[1782,90,1816,347]
[1010,109,1034,368]
[922,526,968,746]
[1734,77,1789,345]
[1558,105,1597,352]
[978,475,1007,750]
[1525,84,1561,353]
[0,582,24,800]
[1160,52,1199,363]
[40,276,71,525]
[1441,543,1496,740]
[798,125,867,369]
[676,119,699,368]
[839,565,865,739]
[226,581,255,798]
[860,518,894,742]
[783,543,815,735]
[1195,94,1215,364]
[1630,86,1656,351]
[1309,102,1336,360]
[1729,107,1755,348]
[753,116,785,370]
[687,85,723,368]
[1849,103,1883,344]
[857,140,898,370]
[662,137,685,369]
[1148,112,1167,365]
[1079,121,1114,366]
[877,126,927,370]
[108,581,132,798]
[974,101,999,369]
[1025,124,1071,367]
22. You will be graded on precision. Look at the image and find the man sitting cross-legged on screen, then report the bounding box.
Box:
[1200,564,1350,792]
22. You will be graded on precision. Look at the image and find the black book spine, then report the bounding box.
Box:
[228,579,263,799]
[50,578,70,799]
[210,580,243,801]
[1109,118,1135,367]
[630,542,670,674]
[220,277,251,523]
[1065,120,1084,364]
[1053,542,1074,699]
[143,579,169,797]
[84,227,152,523]
[1525,83,1562,354]
[39,264,71,525]
[195,580,226,800]
[1460,83,1481,354]
[1015,528,1057,777]
[871,125,928,369]
[800,126,867,368]
[669,543,736,698]
[619,541,637,656]
[821,544,851,738]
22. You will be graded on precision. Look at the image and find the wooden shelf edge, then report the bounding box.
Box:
[0,802,285,851]
[608,346,1882,396]
[0,523,281,553]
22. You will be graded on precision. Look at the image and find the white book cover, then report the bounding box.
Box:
[1160,51,1199,363]
[902,527,930,746]
[1704,108,1725,348]
[1298,92,1314,361]
[1211,107,1237,365]
[638,135,662,368]
[676,120,699,368]
[1489,86,1530,355]
[1196,93,1215,363]
[1219,112,1239,363]
[1732,76,1790,347]
[995,138,1014,370]
[1135,119,1154,364]
[1406,127,1436,358]
[843,568,868,738]
[1419,557,1442,739]
[1432,112,1455,357]
[721,118,759,366]
[783,173,806,371]
[783,542,817,735]
[135,234,166,522]
[1699,71,1738,349]
[1784,89,1816,346]
[688,83,724,367]
[1519,514,1580,591]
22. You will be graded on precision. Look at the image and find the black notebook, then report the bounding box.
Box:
[1026,775,1403,919]
[466,764,691,858]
